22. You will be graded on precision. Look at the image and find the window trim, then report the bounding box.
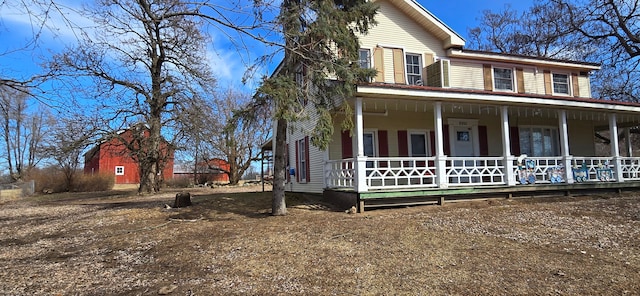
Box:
[405,52,423,85]
[492,66,515,92]
[408,130,431,157]
[362,129,378,157]
[552,72,571,96]
[297,138,307,183]
[358,48,372,69]
[115,166,125,176]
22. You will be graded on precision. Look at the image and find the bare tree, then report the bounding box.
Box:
[43,113,97,191]
[178,88,271,185]
[469,0,640,102]
[49,0,220,193]
[0,86,49,181]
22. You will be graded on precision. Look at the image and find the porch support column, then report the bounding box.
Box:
[609,113,624,182]
[501,106,516,186]
[434,101,448,188]
[625,128,633,157]
[354,97,368,192]
[558,110,574,184]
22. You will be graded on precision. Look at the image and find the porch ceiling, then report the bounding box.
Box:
[355,85,640,115]
[356,98,640,127]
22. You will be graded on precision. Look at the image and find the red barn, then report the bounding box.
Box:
[84,129,174,184]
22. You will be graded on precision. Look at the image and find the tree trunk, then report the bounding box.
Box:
[271,118,287,216]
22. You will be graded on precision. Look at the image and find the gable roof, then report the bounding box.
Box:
[382,0,465,49]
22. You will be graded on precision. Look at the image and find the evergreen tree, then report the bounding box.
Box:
[257,0,378,215]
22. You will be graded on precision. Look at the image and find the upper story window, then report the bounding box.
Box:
[358,49,371,68]
[493,67,514,91]
[405,53,422,85]
[295,64,308,105]
[115,166,124,176]
[552,73,570,95]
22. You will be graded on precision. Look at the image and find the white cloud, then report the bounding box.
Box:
[0,0,95,47]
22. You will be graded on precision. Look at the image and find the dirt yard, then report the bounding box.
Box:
[1,185,639,295]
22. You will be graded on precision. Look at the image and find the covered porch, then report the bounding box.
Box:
[323,93,640,210]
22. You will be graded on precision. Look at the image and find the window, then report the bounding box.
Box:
[358,49,371,68]
[295,64,308,106]
[363,131,377,157]
[297,139,307,182]
[115,166,124,176]
[552,73,570,95]
[519,127,560,157]
[409,132,428,157]
[405,53,422,85]
[493,67,514,91]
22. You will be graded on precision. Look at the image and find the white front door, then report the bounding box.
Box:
[453,126,475,156]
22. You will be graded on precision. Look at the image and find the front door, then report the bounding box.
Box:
[453,126,475,156]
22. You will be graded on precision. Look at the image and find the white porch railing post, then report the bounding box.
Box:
[354,97,368,192]
[626,128,633,157]
[501,106,516,186]
[610,113,625,182]
[434,102,448,188]
[559,110,574,184]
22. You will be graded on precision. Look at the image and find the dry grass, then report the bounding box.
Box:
[1,185,639,295]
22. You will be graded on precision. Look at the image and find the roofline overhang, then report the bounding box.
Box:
[396,0,466,49]
[356,84,640,114]
[448,49,601,71]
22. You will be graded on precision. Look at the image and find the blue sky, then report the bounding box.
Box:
[0,0,534,94]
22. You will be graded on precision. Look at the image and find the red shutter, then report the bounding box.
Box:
[398,130,408,157]
[443,125,450,155]
[378,130,389,157]
[510,127,521,156]
[478,125,489,156]
[429,131,436,156]
[305,136,310,182]
[341,130,353,159]
[295,141,299,183]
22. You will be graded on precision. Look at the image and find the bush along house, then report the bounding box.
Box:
[275,0,640,212]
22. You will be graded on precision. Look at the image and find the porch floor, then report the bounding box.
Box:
[324,181,640,212]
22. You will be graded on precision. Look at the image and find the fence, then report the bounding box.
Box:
[0,180,35,200]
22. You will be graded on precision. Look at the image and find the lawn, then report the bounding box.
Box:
[1,185,638,295]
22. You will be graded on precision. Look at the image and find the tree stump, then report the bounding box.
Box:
[173,192,192,208]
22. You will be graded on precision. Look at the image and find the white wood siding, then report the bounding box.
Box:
[285,103,325,194]
[521,69,534,94]
[449,61,484,90]
[360,0,445,82]
[578,75,592,98]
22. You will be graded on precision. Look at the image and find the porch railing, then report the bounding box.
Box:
[365,157,438,189]
[325,158,355,189]
[324,156,640,191]
[446,157,506,186]
[619,157,640,181]
[515,157,565,184]
[572,157,616,181]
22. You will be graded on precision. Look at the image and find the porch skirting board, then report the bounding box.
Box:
[324,182,640,213]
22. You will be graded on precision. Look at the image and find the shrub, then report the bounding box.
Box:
[25,168,114,193]
[73,173,114,192]
[165,177,192,188]
[26,167,67,194]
